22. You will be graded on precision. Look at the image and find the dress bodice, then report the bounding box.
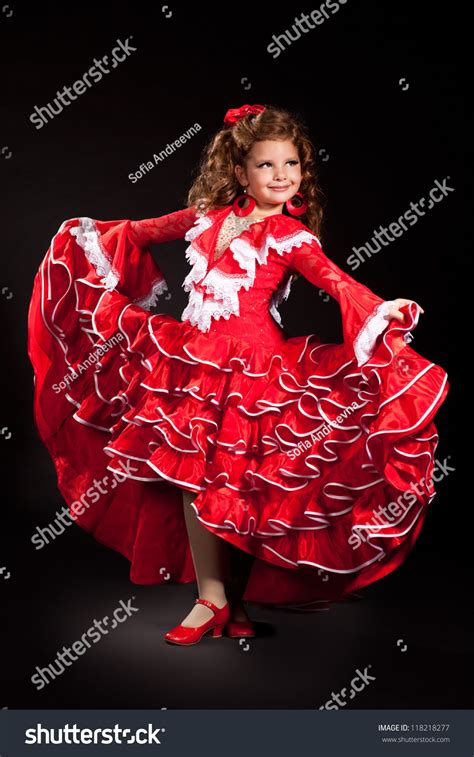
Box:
[206,241,293,346]
[212,211,265,262]
[182,206,300,345]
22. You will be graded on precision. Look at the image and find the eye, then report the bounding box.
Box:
[257,160,299,167]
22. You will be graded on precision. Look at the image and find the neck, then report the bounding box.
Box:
[247,207,283,221]
[246,198,285,220]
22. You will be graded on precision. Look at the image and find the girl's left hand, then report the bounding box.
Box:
[385,298,425,323]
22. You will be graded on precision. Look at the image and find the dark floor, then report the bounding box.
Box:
[1,485,471,710]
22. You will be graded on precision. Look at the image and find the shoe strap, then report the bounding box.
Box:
[195,598,222,614]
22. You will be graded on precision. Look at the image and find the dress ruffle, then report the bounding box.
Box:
[27,216,450,606]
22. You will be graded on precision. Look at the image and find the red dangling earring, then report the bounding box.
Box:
[285,191,308,216]
[232,188,256,217]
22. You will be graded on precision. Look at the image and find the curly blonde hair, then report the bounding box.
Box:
[186,104,325,239]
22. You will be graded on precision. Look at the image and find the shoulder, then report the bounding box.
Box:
[259,213,321,252]
[184,205,227,242]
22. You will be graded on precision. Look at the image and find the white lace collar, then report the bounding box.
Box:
[181,207,318,332]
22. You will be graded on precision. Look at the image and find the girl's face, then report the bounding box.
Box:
[235,139,302,214]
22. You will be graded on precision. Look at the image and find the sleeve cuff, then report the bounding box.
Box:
[353,300,395,367]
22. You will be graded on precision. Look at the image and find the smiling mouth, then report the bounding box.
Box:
[269,186,290,190]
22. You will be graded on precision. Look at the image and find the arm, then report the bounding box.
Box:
[129,205,200,247]
[290,235,397,366]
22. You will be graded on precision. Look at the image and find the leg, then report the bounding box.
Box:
[226,544,255,621]
[178,489,230,627]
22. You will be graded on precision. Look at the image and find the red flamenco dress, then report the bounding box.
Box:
[27,203,449,607]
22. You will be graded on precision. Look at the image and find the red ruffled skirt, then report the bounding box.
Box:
[27,217,450,607]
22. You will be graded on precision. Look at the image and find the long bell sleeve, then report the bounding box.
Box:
[66,207,201,313]
[129,206,200,247]
[289,233,399,367]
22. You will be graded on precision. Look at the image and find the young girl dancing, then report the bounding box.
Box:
[27,103,449,645]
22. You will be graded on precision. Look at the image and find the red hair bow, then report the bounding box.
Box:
[223,103,266,125]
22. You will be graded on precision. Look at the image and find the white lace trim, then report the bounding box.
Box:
[354,300,397,366]
[70,217,120,289]
[184,214,214,242]
[70,217,168,311]
[231,229,318,278]
[182,246,209,292]
[269,273,296,327]
[181,222,318,332]
[181,287,235,332]
[133,277,168,310]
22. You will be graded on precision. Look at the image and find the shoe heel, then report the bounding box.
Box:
[211,624,225,638]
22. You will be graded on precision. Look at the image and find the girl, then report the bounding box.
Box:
[27,103,449,646]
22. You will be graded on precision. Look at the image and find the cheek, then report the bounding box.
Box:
[254,174,268,188]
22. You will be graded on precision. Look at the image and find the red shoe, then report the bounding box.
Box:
[163,598,230,645]
[225,619,256,638]
[224,602,256,638]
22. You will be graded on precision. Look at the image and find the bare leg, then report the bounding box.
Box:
[178,489,230,627]
[226,543,255,622]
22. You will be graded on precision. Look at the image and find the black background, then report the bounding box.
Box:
[1,1,470,710]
